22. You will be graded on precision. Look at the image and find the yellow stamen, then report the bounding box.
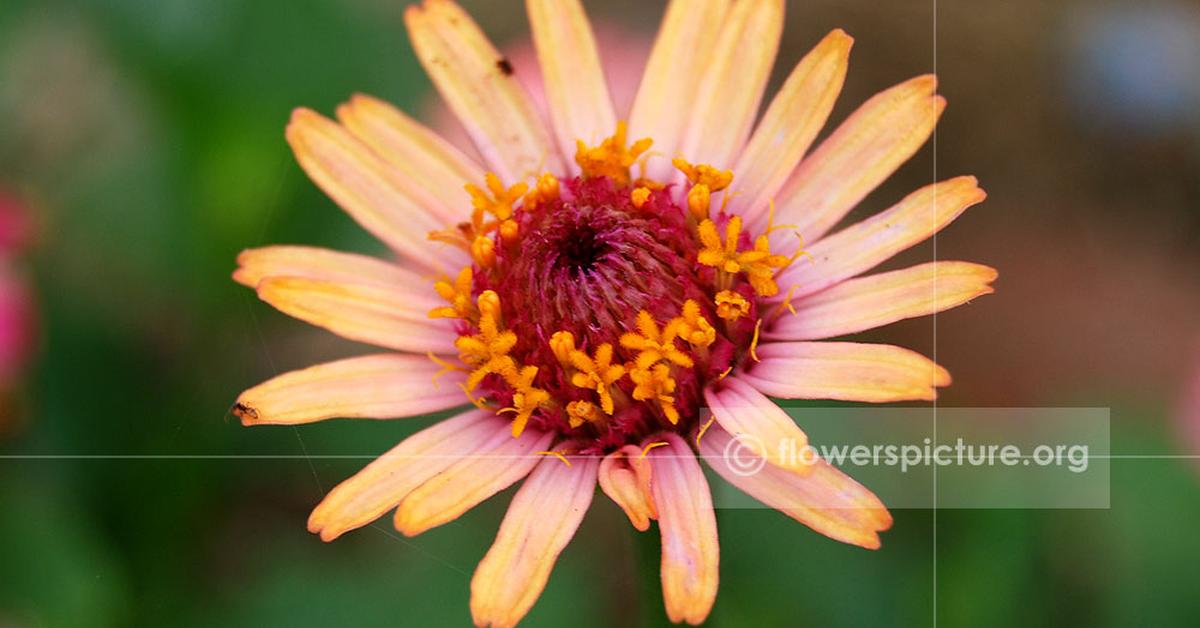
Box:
[575,121,653,187]
[767,284,800,321]
[566,400,604,429]
[672,158,733,192]
[500,365,549,437]
[762,199,799,235]
[471,234,496,267]
[620,311,694,370]
[717,365,733,380]
[629,363,680,424]
[499,219,519,243]
[675,300,716,348]
[640,440,670,459]
[536,450,572,467]
[749,318,763,362]
[455,291,517,390]
[477,290,502,322]
[695,416,716,447]
[568,343,626,415]
[429,267,476,320]
[697,215,791,297]
[714,290,750,321]
[686,184,711,220]
[427,351,467,382]
[523,172,560,212]
[466,172,527,224]
[459,382,491,409]
[631,186,651,209]
[549,330,577,365]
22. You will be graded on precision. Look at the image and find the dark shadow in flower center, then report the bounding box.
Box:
[552,219,611,277]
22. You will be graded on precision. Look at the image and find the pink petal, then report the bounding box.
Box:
[307,409,499,541]
[598,444,656,531]
[393,420,554,536]
[705,377,812,474]
[470,444,598,627]
[234,353,466,426]
[646,433,719,625]
[768,261,998,341]
[740,341,951,402]
[698,422,892,549]
[774,176,987,301]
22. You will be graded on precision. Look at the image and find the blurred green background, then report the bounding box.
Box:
[2,0,1199,625]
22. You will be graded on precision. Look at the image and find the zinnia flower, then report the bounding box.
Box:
[233,0,996,625]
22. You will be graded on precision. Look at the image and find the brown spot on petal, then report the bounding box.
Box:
[232,402,259,424]
[496,57,513,76]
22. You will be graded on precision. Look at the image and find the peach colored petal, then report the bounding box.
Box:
[740,341,951,402]
[733,29,852,224]
[646,433,719,625]
[336,93,484,225]
[470,444,598,628]
[775,175,987,300]
[307,409,499,541]
[770,75,944,243]
[285,108,465,272]
[704,377,811,474]
[698,422,892,549]
[677,0,784,175]
[405,0,561,182]
[598,444,656,531]
[526,0,616,168]
[768,261,998,341]
[232,245,423,289]
[393,422,554,536]
[628,0,730,181]
[233,353,466,426]
[255,276,454,354]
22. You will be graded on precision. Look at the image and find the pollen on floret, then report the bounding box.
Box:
[620,310,694,370]
[466,172,527,223]
[471,234,496,267]
[674,158,734,221]
[631,186,651,209]
[697,216,791,297]
[455,290,517,391]
[676,300,716,348]
[523,172,560,212]
[568,343,625,415]
[715,290,750,321]
[575,121,652,187]
[629,363,680,424]
[673,158,733,192]
[502,365,549,437]
[430,266,476,320]
[566,400,604,429]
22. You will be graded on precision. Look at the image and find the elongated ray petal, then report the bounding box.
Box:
[699,422,892,548]
[768,261,997,340]
[740,341,951,402]
[526,0,616,168]
[405,0,561,182]
[234,354,466,425]
[471,445,598,628]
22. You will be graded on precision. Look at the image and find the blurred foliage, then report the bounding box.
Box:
[1,0,1198,626]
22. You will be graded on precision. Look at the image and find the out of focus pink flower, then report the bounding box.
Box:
[0,188,37,435]
[1179,350,1200,470]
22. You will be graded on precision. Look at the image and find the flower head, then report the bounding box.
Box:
[234,1,996,625]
